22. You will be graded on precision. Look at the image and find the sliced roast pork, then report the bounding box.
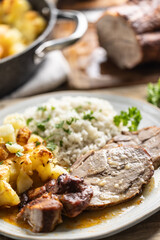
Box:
[97,1,160,68]
[106,126,160,169]
[17,193,63,233]
[71,146,154,209]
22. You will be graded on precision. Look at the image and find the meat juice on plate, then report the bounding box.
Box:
[0,177,155,231]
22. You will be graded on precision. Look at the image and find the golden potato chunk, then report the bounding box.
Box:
[28,134,43,145]
[6,142,24,153]
[0,124,16,143]
[0,143,9,161]
[4,113,26,131]
[16,126,31,146]
[0,0,31,24]
[30,145,53,170]
[16,154,32,176]
[0,180,20,206]
[17,170,33,194]
[0,164,10,182]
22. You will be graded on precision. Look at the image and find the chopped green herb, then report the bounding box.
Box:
[87,101,91,105]
[66,117,78,125]
[37,106,47,112]
[55,121,64,129]
[43,116,51,123]
[37,122,46,131]
[63,128,72,134]
[16,151,24,157]
[51,106,55,110]
[0,161,3,165]
[26,118,33,126]
[46,142,57,151]
[33,131,39,135]
[6,142,12,146]
[66,167,70,173]
[113,107,142,132]
[75,105,83,113]
[35,141,41,147]
[147,79,160,107]
[99,109,102,112]
[60,140,63,147]
[83,110,96,121]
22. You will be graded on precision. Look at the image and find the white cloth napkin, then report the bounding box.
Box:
[10,51,70,98]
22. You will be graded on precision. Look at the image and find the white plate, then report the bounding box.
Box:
[0,92,160,240]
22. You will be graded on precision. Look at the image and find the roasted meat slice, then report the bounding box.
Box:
[57,174,93,217]
[107,126,160,169]
[97,1,160,68]
[71,146,154,209]
[17,193,63,233]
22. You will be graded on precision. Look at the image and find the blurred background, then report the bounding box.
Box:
[0,0,160,107]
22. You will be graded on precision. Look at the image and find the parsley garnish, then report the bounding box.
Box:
[26,118,33,126]
[37,122,46,131]
[6,142,12,146]
[55,121,64,129]
[66,117,78,125]
[16,151,24,157]
[147,79,160,107]
[46,142,57,151]
[113,107,142,132]
[51,106,55,110]
[83,110,96,121]
[43,116,51,123]
[37,106,47,112]
[63,128,72,134]
[0,161,3,165]
[35,141,41,147]
[60,140,63,147]
[75,105,83,113]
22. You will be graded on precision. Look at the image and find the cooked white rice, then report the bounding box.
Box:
[24,96,125,166]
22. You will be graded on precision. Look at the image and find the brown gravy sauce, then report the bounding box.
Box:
[0,177,155,231]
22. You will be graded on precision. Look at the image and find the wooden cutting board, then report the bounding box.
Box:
[57,0,127,9]
[53,21,160,89]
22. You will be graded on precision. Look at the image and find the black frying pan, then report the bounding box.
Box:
[0,0,88,97]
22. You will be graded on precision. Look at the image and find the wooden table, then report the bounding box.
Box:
[0,84,160,240]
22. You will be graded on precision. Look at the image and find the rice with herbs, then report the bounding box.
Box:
[24,96,125,167]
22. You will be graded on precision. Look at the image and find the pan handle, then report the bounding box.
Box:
[34,9,88,64]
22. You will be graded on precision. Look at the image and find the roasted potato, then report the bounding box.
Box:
[30,145,53,170]
[17,170,33,194]
[4,113,26,131]
[0,164,10,182]
[6,142,24,153]
[16,126,31,146]
[0,124,16,142]
[0,180,20,206]
[0,143,9,161]
[0,0,46,59]
[0,0,31,24]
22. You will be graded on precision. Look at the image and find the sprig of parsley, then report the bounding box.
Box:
[147,79,160,108]
[26,118,33,126]
[113,107,142,132]
[46,142,57,151]
[55,121,64,129]
[0,161,3,165]
[16,151,24,157]
[66,117,78,125]
[37,106,47,112]
[83,111,96,121]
